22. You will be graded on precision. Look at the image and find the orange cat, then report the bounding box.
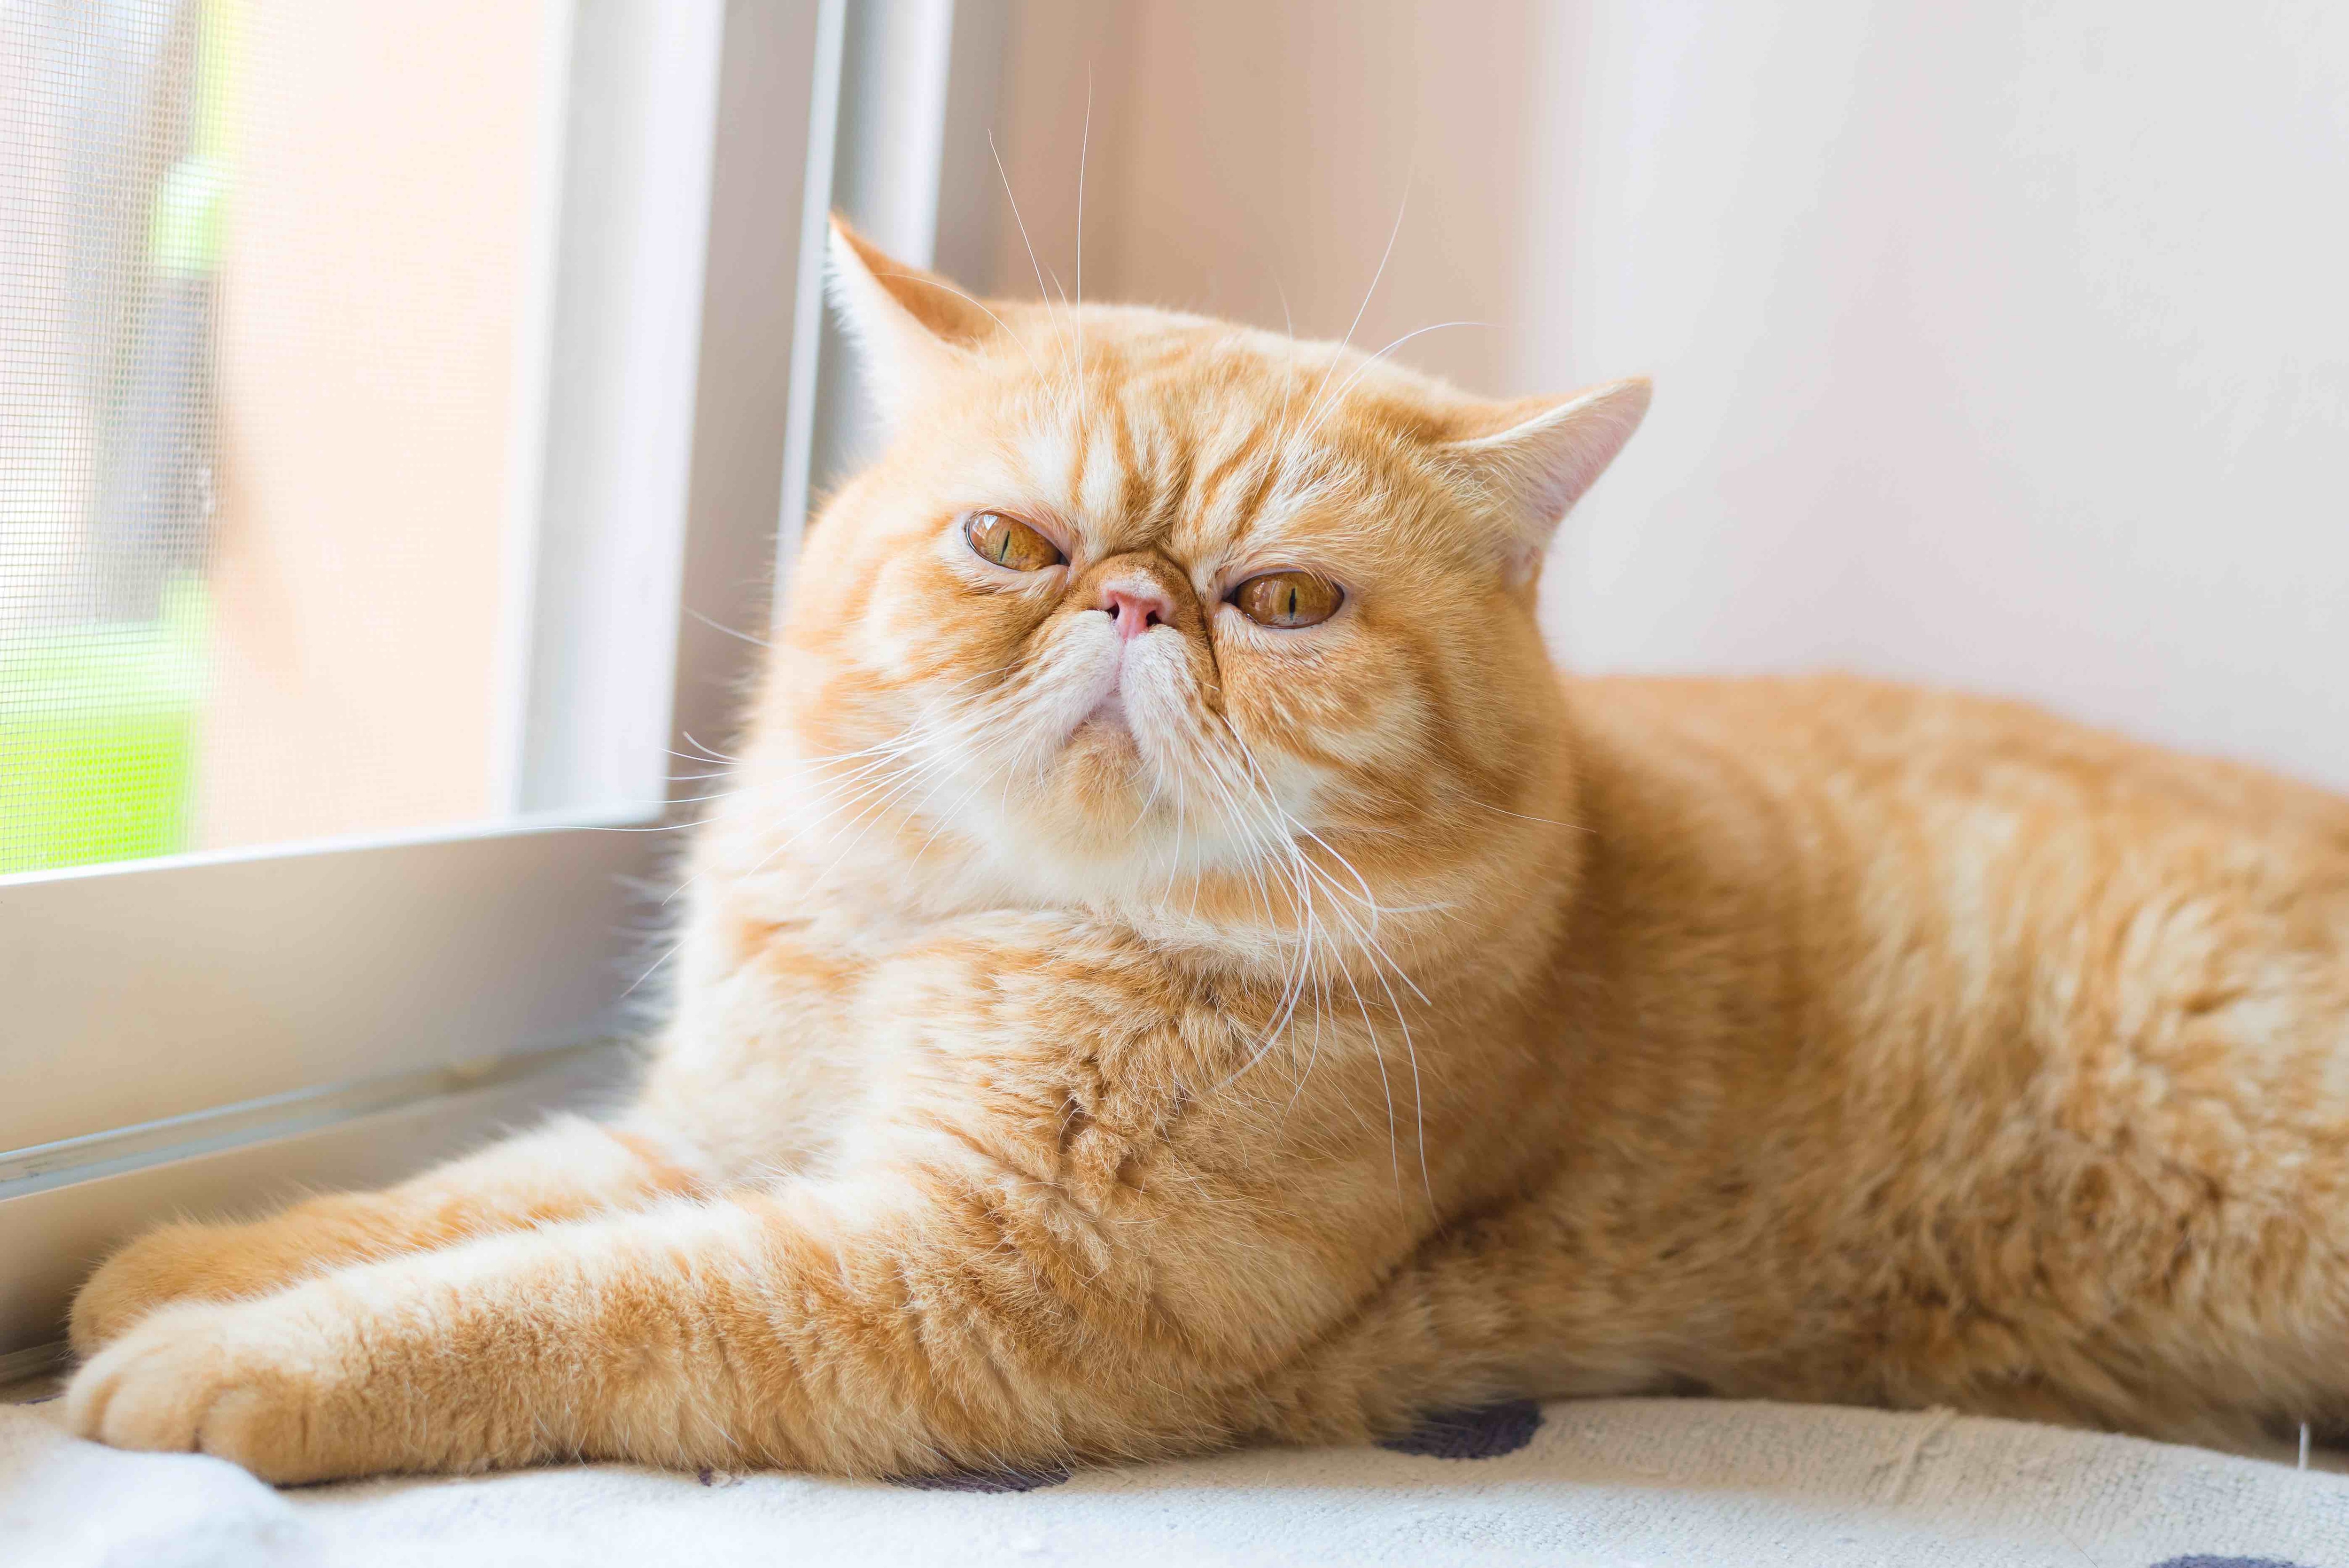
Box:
[63,221,2349,1481]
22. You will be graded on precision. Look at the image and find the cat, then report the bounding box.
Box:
[62,219,2349,1483]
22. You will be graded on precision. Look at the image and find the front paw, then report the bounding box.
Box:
[63,1295,397,1483]
[70,1220,302,1355]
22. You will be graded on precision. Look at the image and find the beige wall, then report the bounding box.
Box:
[202,2,548,846]
[976,0,2349,789]
[997,2,1564,396]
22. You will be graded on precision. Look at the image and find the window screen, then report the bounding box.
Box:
[1,0,556,873]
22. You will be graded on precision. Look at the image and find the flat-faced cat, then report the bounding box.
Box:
[63,221,2349,1480]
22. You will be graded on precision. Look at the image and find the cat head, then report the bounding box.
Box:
[756,220,1645,945]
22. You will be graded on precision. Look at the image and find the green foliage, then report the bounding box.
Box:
[0,586,205,874]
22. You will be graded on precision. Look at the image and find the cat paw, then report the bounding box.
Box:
[62,1294,390,1483]
[69,1220,298,1355]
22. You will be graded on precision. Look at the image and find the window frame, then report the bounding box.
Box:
[0,0,847,1362]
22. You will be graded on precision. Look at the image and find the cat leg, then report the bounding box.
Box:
[69,1116,706,1355]
[64,915,1459,1482]
[61,1170,1306,1483]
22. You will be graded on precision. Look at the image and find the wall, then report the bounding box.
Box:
[970,0,2349,788]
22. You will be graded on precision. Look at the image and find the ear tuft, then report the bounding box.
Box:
[824,217,997,420]
[1439,378,1651,586]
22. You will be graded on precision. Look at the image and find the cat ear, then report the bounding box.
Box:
[1438,378,1651,586]
[825,216,997,417]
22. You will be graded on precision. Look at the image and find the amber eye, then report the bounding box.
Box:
[964,512,1064,572]
[1232,571,1343,629]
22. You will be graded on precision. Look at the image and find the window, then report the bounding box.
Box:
[0,0,856,1374]
[5,2,581,871]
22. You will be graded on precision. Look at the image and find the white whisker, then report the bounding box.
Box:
[988,129,1079,395]
[1299,320,1490,442]
[1296,185,1410,438]
[684,606,771,648]
[1075,67,1091,376]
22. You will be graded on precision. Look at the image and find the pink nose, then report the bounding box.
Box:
[1099,580,1174,639]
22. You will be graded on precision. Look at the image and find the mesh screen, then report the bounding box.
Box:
[1,2,547,874]
[1,2,214,870]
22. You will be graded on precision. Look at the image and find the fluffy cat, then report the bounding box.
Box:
[63,221,2349,1481]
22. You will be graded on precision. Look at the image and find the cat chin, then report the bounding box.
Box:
[1063,701,1141,758]
[1050,726,1155,827]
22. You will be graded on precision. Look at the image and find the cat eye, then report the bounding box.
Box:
[964,512,1064,572]
[1231,571,1344,629]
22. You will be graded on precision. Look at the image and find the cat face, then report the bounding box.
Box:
[767,222,1646,922]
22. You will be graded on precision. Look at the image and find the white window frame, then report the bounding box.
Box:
[0,0,853,1370]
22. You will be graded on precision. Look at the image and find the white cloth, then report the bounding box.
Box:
[4,1395,2344,1568]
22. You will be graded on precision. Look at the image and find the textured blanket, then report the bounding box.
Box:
[3,1394,2342,1567]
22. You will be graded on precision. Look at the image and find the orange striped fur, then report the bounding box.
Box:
[64,221,2349,1480]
